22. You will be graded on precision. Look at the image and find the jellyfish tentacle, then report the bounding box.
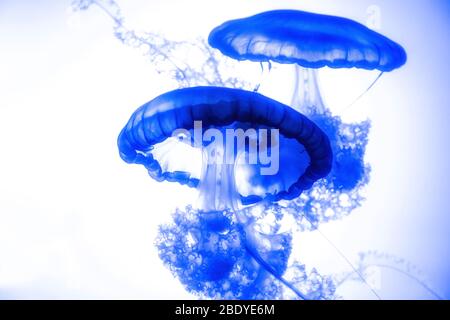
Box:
[291,65,326,115]
[233,210,308,299]
[91,0,190,83]
[340,71,384,114]
[299,211,382,300]
[119,87,334,299]
[156,207,336,299]
[208,10,407,72]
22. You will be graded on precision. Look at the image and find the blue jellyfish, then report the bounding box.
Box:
[118,86,332,205]
[118,86,333,299]
[208,10,406,227]
[208,10,406,113]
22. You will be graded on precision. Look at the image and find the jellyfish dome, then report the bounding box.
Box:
[118,86,332,207]
[208,10,406,71]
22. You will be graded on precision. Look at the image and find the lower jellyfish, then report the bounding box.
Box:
[118,86,333,299]
[75,0,443,300]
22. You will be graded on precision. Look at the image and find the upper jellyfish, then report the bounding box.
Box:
[208,10,407,72]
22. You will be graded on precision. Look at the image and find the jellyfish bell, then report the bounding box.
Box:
[208,9,406,200]
[208,9,406,71]
[208,9,407,113]
[118,86,332,211]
